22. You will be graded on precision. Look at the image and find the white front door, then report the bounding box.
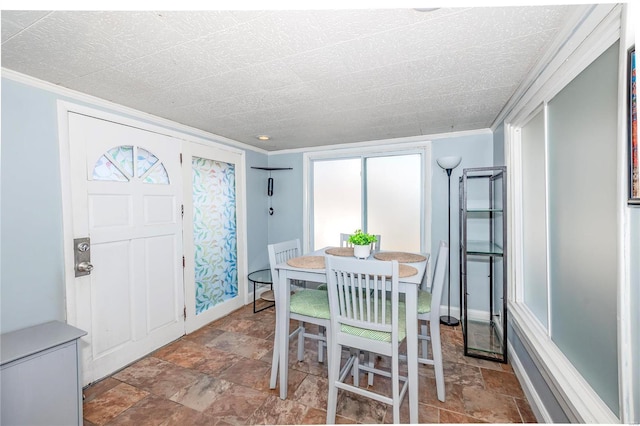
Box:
[182,142,246,333]
[66,112,184,384]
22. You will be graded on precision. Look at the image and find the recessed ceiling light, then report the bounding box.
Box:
[257,135,270,141]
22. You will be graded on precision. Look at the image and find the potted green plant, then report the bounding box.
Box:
[349,229,377,259]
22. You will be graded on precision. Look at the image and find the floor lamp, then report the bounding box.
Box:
[437,156,462,326]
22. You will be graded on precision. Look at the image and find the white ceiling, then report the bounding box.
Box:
[1,6,579,151]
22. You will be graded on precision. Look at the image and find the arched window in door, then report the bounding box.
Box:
[92,145,169,184]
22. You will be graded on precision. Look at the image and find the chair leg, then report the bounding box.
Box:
[297,322,305,361]
[326,339,342,424]
[270,327,279,389]
[420,322,429,359]
[430,319,445,402]
[318,326,325,363]
[391,343,401,424]
[367,351,375,386]
[352,351,360,387]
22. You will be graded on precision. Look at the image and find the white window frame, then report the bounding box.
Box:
[502,4,633,423]
[302,141,432,256]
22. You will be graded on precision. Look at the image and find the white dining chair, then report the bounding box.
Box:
[268,239,331,389]
[340,232,382,251]
[324,256,407,424]
[416,240,448,402]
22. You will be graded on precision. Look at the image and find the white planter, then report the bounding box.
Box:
[353,244,371,259]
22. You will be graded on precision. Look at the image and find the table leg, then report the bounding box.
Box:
[405,286,419,423]
[269,321,279,389]
[253,280,257,313]
[277,270,291,399]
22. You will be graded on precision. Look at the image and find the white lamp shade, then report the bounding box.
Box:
[437,156,462,170]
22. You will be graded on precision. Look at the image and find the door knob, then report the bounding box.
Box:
[74,237,93,277]
[77,261,94,272]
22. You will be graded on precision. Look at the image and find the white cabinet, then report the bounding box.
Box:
[1,321,87,425]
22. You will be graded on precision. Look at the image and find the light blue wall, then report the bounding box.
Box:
[246,150,270,273]
[266,153,305,247]
[493,122,505,166]
[1,78,67,333]
[0,76,267,333]
[431,133,494,312]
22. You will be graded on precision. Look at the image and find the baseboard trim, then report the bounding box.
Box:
[508,339,553,423]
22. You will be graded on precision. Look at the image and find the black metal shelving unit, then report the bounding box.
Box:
[459,166,507,363]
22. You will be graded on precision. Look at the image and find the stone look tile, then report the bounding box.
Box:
[183,325,225,346]
[516,396,538,423]
[193,346,242,376]
[248,394,310,425]
[113,356,204,399]
[83,377,122,403]
[254,364,308,396]
[299,407,329,424]
[336,391,387,424]
[482,368,526,399]
[105,394,211,426]
[206,330,272,359]
[218,317,275,339]
[84,304,534,425]
[418,375,480,415]
[441,359,485,387]
[203,383,269,424]
[153,339,222,370]
[386,399,439,424]
[217,357,271,389]
[292,374,329,410]
[83,382,148,425]
[462,386,523,423]
[439,408,487,423]
[169,375,233,412]
[299,407,354,424]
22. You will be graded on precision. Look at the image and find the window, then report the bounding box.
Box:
[309,149,427,253]
[92,145,169,184]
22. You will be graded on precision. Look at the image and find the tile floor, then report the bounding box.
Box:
[83,302,537,425]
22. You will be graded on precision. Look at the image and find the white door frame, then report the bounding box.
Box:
[182,140,248,333]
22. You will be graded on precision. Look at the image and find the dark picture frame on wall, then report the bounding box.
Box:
[629,46,639,205]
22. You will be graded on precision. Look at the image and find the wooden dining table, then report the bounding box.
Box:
[272,247,429,424]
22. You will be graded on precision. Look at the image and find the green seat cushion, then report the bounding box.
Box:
[341,301,406,343]
[290,289,331,319]
[417,289,432,314]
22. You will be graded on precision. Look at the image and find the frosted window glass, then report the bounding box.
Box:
[108,146,134,177]
[192,157,237,315]
[521,109,549,327]
[366,155,421,252]
[136,147,159,177]
[143,163,169,184]
[547,42,619,415]
[92,155,128,181]
[92,145,169,185]
[313,159,361,249]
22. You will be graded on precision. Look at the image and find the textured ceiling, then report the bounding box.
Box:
[1,6,578,151]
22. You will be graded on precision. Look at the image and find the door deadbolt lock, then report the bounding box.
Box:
[74,237,93,277]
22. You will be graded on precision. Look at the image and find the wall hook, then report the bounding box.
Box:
[269,207,274,216]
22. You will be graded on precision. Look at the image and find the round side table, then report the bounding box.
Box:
[248,269,275,313]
